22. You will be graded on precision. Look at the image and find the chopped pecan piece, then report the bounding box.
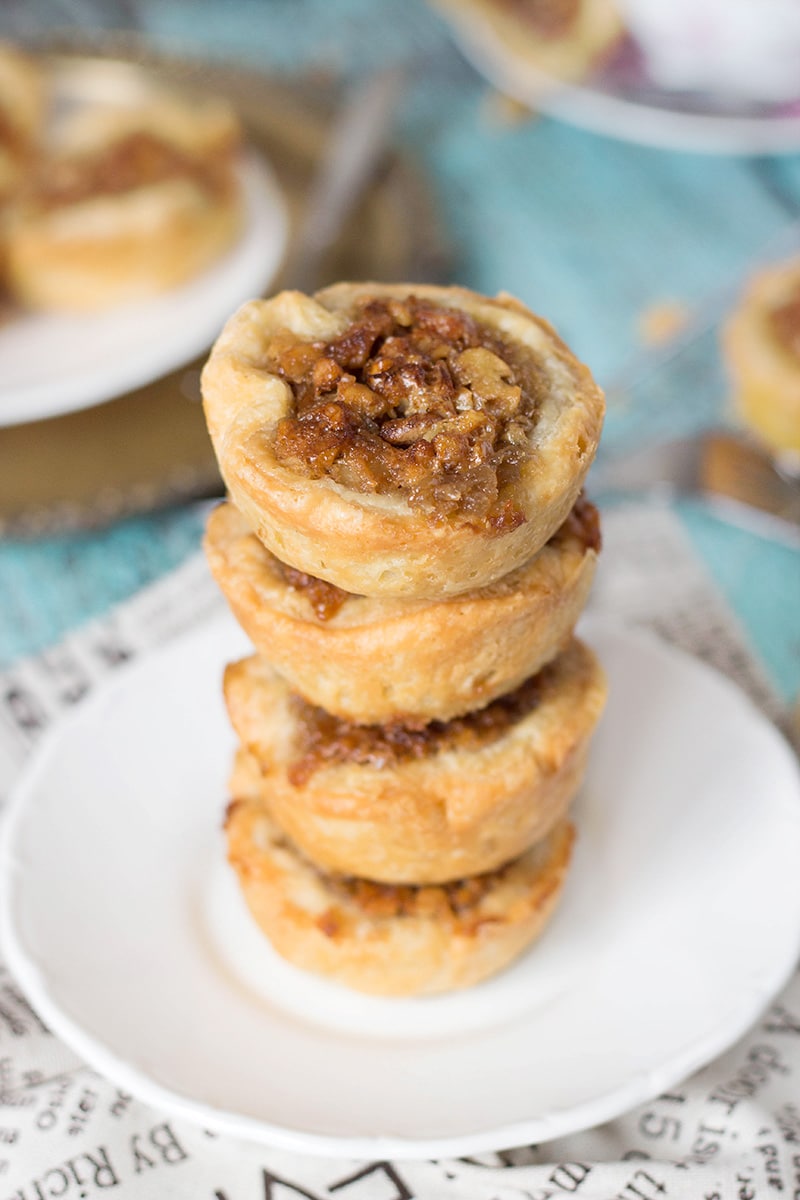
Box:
[326,862,505,922]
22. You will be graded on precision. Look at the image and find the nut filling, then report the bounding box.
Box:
[320,864,510,931]
[274,560,351,621]
[769,289,800,362]
[32,131,233,210]
[288,666,552,785]
[270,296,547,531]
[559,494,601,553]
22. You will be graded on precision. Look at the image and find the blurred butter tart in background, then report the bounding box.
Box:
[434,0,624,83]
[6,90,243,311]
[0,42,46,273]
[0,43,442,535]
[0,43,45,202]
[723,257,800,462]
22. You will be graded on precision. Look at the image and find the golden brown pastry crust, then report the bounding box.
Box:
[0,42,45,203]
[0,43,45,277]
[201,284,605,599]
[205,498,599,722]
[224,639,606,884]
[226,800,575,996]
[722,258,800,456]
[6,96,243,311]
[436,0,624,84]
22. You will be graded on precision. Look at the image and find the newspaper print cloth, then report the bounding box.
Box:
[0,499,797,1199]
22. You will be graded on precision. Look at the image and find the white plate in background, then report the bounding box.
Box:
[438,2,800,154]
[0,151,287,427]
[1,612,799,1159]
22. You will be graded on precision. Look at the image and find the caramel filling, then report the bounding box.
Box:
[769,289,800,363]
[288,667,550,785]
[274,561,350,621]
[323,864,506,925]
[270,296,546,531]
[559,493,601,552]
[33,130,232,210]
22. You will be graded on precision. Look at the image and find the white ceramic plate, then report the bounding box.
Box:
[2,612,800,1160]
[0,152,287,427]
[440,4,800,153]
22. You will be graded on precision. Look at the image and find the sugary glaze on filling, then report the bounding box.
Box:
[559,493,601,552]
[270,295,548,531]
[498,0,581,36]
[32,130,234,210]
[273,560,351,621]
[768,287,800,363]
[274,495,600,623]
[288,666,551,785]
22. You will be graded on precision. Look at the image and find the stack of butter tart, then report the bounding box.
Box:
[201,282,607,996]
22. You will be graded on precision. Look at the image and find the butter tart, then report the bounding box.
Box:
[723,258,800,457]
[225,798,574,996]
[0,43,45,276]
[205,495,600,722]
[0,43,45,204]
[201,284,605,598]
[223,638,606,884]
[436,0,624,84]
[6,94,243,311]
